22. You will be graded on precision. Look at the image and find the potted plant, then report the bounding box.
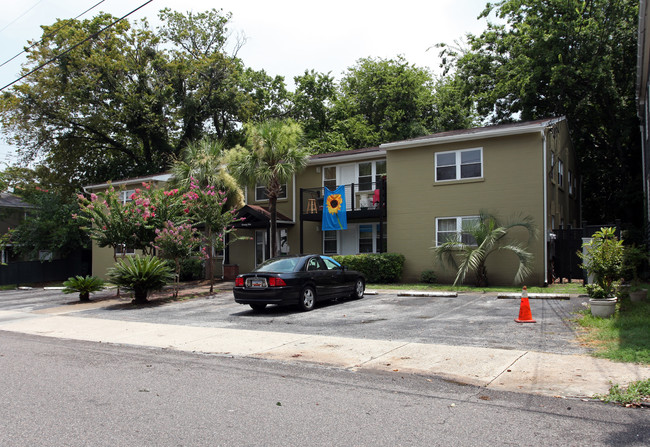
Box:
[578,227,624,318]
[622,244,648,302]
[62,275,105,302]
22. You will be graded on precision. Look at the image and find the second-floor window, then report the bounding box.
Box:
[255,183,287,201]
[435,148,482,182]
[557,159,564,187]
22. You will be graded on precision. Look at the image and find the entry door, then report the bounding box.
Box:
[255,230,267,266]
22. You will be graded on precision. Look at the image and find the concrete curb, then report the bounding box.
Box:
[397,291,458,297]
[497,293,572,300]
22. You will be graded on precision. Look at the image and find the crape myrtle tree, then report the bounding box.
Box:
[76,181,243,293]
[438,0,641,226]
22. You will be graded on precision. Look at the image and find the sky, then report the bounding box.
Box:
[0,0,492,167]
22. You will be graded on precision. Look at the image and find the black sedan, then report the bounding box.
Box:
[233,255,365,311]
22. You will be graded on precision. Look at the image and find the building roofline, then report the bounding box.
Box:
[83,173,173,191]
[379,117,565,151]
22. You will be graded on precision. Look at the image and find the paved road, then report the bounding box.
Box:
[2,332,648,447]
[0,286,590,355]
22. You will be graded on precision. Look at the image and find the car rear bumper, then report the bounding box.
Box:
[233,286,300,305]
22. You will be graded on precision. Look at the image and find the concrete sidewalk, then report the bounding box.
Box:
[1,309,649,399]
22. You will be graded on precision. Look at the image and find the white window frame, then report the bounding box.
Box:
[121,189,136,204]
[568,169,573,195]
[255,182,287,202]
[435,216,479,246]
[557,159,564,188]
[435,148,483,182]
[323,230,339,255]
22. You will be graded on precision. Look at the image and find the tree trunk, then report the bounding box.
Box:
[79,292,90,302]
[475,264,488,288]
[269,196,278,258]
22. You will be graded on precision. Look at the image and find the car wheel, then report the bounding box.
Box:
[299,286,316,311]
[351,278,365,299]
[249,303,267,311]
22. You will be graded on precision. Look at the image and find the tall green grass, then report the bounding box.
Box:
[576,299,650,364]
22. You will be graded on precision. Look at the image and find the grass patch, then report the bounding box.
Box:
[596,378,650,407]
[367,282,585,294]
[574,299,650,364]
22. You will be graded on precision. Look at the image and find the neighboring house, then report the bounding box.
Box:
[0,192,31,264]
[637,0,650,243]
[85,117,579,286]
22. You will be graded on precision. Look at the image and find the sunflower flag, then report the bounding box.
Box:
[322,186,347,231]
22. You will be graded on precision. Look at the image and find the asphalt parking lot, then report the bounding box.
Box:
[0,286,590,355]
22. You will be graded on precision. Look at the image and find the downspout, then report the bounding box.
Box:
[542,129,549,286]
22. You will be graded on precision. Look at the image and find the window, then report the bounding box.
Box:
[558,159,564,187]
[121,189,135,204]
[435,148,482,182]
[323,167,337,191]
[358,162,373,191]
[436,217,479,246]
[114,244,135,256]
[359,224,374,253]
[323,231,338,254]
[568,170,573,195]
[255,183,287,201]
[376,223,387,253]
[550,152,555,180]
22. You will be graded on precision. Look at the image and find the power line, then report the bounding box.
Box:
[0,0,154,92]
[0,1,107,70]
[0,0,45,34]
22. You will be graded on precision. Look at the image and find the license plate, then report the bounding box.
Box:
[247,278,267,288]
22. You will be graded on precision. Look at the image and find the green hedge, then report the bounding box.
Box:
[332,253,405,283]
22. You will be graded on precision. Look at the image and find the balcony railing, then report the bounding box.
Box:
[300,180,386,220]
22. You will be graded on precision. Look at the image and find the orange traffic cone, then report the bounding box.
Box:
[515,286,536,323]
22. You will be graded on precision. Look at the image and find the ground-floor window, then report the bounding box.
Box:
[435,216,479,246]
[323,230,338,254]
[322,222,386,255]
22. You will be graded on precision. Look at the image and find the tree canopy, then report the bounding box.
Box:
[439,0,641,225]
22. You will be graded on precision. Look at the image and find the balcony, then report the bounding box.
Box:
[300,180,387,222]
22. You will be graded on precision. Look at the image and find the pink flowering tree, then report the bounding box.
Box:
[182,179,245,293]
[76,183,187,261]
[153,221,204,298]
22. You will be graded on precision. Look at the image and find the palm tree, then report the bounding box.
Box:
[435,211,537,287]
[228,119,309,258]
[170,137,244,209]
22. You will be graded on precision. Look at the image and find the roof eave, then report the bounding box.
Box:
[380,118,563,151]
[307,150,386,166]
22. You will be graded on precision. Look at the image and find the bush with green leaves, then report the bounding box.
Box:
[420,270,437,284]
[332,253,405,283]
[579,227,624,297]
[108,255,174,304]
[62,275,105,302]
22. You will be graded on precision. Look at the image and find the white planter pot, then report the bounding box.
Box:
[589,297,617,318]
[629,289,647,302]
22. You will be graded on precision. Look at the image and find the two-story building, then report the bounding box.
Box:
[229,116,579,286]
[85,117,579,286]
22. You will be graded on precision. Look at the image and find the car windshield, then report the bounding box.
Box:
[254,257,301,273]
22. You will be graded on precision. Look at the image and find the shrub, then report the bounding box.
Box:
[62,275,105,302]
[332,253,405,283]
[108,255,174,304]
[420,270,437,284]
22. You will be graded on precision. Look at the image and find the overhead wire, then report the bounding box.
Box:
[0,0,154,92]
[0,1,107,70]
[0,0,45,34]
